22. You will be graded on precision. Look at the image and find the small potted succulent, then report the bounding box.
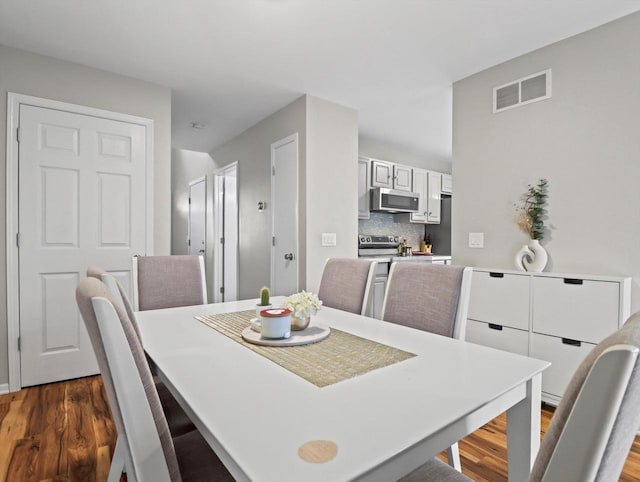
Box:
[283,291,323,331]
[256,286,272,316]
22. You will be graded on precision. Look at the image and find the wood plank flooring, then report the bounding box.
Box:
[1,376,640,481]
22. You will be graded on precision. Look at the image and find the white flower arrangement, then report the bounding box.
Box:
[283,291,323,320]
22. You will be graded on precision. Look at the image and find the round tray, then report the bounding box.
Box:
[241,324,330,347]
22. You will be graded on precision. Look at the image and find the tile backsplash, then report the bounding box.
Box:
[358,212,426,248]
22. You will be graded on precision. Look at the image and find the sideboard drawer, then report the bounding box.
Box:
[530,332,595,401]
[466,319,529,357]
[468,271,530,331]
[532,277,620,344]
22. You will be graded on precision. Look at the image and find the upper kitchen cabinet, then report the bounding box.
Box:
[395,168,441,224]
[441,173,452,195]
[370,159,413,192]
[358,157,370,219]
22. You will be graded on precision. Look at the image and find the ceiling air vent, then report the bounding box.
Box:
[493,69,552,113]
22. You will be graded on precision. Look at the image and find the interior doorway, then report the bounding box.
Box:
[188,177,206,256]
[6,93,152,390]
[213,162,239,302]
[270,133,299,296]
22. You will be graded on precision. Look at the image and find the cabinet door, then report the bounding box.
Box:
[441,174,452,194]
[426,171,442,223]
[410,168,428,223]
[532,276,620,344]
[531,332,595,402]
[393,165,413,192]
[468,271,530,331]
[371,160,393,188]
[372,276,387,320]
[358,158,370,219]
[466,319,529,356]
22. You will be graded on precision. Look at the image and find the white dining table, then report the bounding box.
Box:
[136,297,549,482]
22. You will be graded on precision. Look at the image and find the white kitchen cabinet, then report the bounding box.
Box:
[465,268,631,405]
[393,164,413,192]
[370,159,413,192]
[426,171,442,223]
[364,262,389,320]
[358,157,370,219]
[394,168,441,224]
[371,159,394,189]
[441,173,452,194]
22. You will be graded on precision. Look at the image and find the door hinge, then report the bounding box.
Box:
[16,232,21,248]
[220,286,225,294]
[220,237,224,244]
[16,127,21,143]
[17,336,21,351]
[272,236,276,246]
[272,165,275,176]
[188,239,191,247]
[188,197,191,205]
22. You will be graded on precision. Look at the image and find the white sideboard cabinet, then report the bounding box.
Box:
[466,268,631,405]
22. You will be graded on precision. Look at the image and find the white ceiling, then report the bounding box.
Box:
[1,1,638,162]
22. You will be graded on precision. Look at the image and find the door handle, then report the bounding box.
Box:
[284,253,295,261]
[199,249,205,254]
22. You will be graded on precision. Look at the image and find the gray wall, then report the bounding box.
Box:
[211,95,359,298]
[211,96,307,300]
[453,12,640,311]
[0,44,172,386]
[305,95,359,292]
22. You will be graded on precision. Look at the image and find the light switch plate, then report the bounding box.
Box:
[469,232,484,248]
[322,233,337,246]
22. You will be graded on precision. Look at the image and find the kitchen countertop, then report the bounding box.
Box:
[359,255,452,263]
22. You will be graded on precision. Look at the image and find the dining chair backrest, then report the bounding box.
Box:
[528,311,640,482]
[381,263,472,340]
[132,255,207,311]
[76,277,181,482]
[87,266,141,339]
[317,258,377,315]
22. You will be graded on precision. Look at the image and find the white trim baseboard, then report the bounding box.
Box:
[0,383,10,395]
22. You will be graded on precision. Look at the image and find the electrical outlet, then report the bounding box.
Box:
[322,233,337,246]
[469,232,484,248]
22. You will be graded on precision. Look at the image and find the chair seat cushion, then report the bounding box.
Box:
[174,429,234,481]
[399,458,472,482]
[156,380,195,437]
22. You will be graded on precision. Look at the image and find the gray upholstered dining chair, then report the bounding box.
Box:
[76,277,233,482]
[87,266,195,428]
[382,262,473,472]
[132,255,207,311]
[400,311,640,482]
[317,258,377,315]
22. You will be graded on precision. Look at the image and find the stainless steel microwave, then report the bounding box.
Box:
[370,187,420,213]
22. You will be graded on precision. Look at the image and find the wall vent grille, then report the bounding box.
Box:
[493,69,552,113]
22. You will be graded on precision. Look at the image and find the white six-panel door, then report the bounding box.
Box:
[18,104,147,386]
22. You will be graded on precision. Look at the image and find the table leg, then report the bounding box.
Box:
[507,373,542,482]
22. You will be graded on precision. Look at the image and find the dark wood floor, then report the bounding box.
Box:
[1,376,640,481]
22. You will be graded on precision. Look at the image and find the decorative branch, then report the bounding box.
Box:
[514,178,548,241]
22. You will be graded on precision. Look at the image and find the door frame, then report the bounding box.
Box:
[5,93,154,392]
[188,176,206,255]
[270,133,299,294]
[213,162,239,303]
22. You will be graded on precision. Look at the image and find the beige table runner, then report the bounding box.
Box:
[195,310,416,388]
